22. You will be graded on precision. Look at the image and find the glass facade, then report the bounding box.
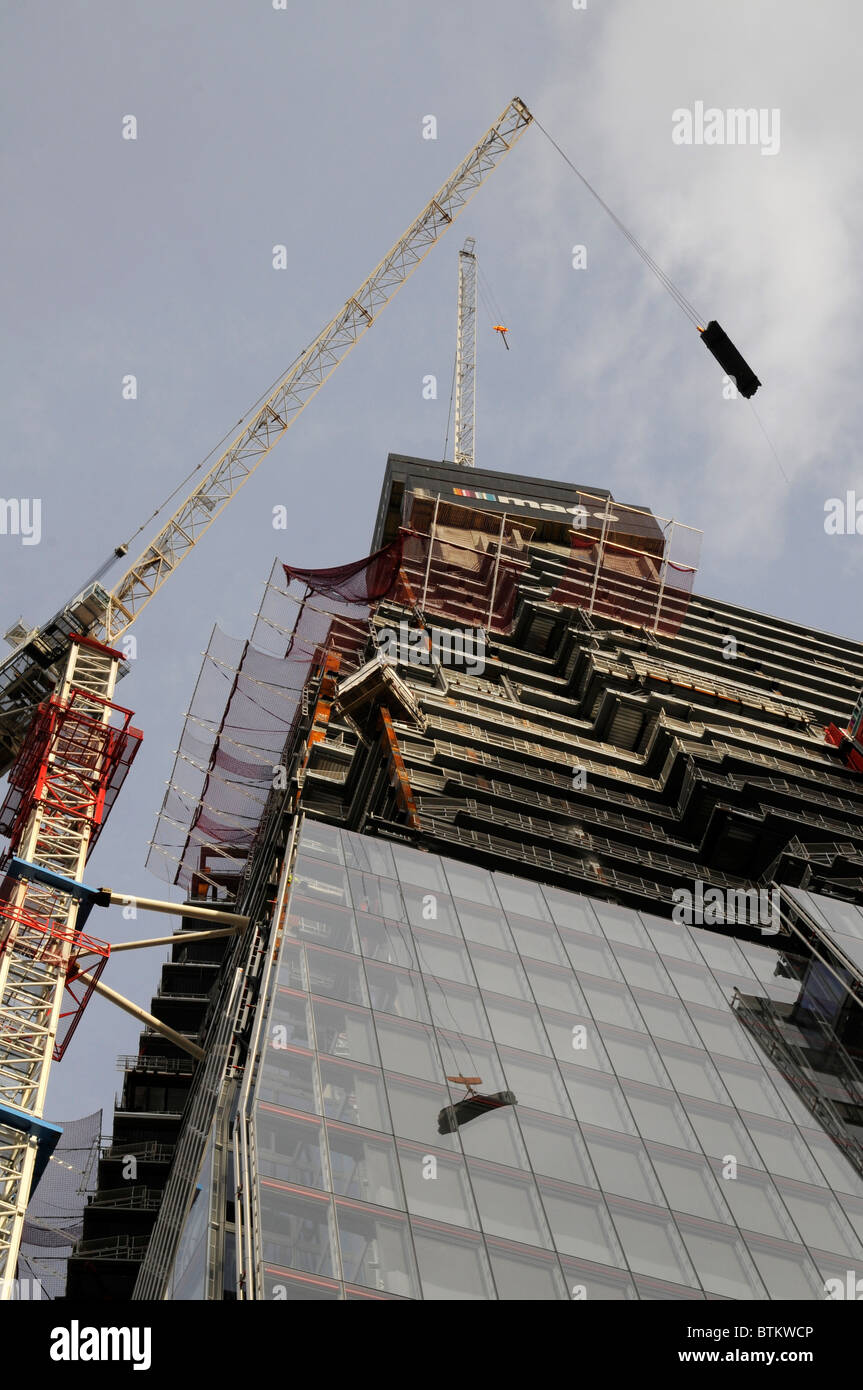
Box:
[247,820,863,1300]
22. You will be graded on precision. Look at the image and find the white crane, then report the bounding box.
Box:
[454,237,478,467]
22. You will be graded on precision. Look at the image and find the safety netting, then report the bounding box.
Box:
[148,547,400,895]
[400,488,700,638]
[545,506,702,638]
[17,1108,101,1300]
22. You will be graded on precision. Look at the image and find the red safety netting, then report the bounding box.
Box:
[546,523,701,638]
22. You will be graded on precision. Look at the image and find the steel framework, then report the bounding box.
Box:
[454,237,478,467]
[0,635,138,1297]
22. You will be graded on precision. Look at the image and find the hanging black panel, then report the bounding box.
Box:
[700,321,761,398]
[437,1090,518,1134]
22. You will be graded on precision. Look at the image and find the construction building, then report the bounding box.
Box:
[63,454,863,1301]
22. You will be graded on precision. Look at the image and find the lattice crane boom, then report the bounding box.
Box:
[100,98,532,644]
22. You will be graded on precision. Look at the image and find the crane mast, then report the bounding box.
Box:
[454,237,478,467]
[0,96,533,1296]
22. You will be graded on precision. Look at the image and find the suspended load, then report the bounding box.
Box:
[699,321,761,398]
[437,1075,517,1133]
[492,324,510,350]
[825,688,863,773]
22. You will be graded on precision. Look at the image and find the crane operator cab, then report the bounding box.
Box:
[825,688,863,773]
[437,1075,518,1134]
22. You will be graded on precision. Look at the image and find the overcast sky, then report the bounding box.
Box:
[2,0,861,1126]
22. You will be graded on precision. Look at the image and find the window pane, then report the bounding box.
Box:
[312,998,379,1065]
[269,989,311,1049]
[348,869,405,920]
[519,1111,598,1188]
[263,1267,340,1300]
[716,1060,791,1121]
[607,1200,697,1286]
[803,1129,863,1196]
[495,875,552,922]
[458,1104,530,1168]
[327,1123,403,1209]
[412,931,474,985]
[341,830,393,877]
[542,885,601,935]
[746,1238,825,1299]
[508,915,570,966]
[502,1049,572,1118]
[633,994,701,1046]
[468,1160,552,1247]
[583,1127,665,1205]
[744,1117,828,1183]
[526,961,587,1013]
[623,1082,699,1151]
[303,820,344,862]
[355,915,416,967]
[656,1042,731,1105]
[256,1107,326,1189]
[564,1068,636,1134]
[675,1217,766,1299]
[560,1255,636,1300]
[666,961,728,1009]
[543,1010,611,1071]
[456,900,515,950]
[538,1179,626,1266]
[469,945,531,1000]
[391,843,448,891]
[425,979,491,1040]
[258,1183,334,1277]
[335,1199,419,1298]
[385,1073,460,1151]
[375,1017,443,1080]
[711,1165,800,1241]
[776,1181,863,1259]
[293,854,351,907]
[639,914,703,962]
[320,1059,389,1131]
[258,1046,318,1115]
[613,945,675,995]
[686,1004,759,1063]
[443,859,499,905]
[561,932,624,981]
[397,1141,478,1228]
[366,962,431,1022]
[411,1221,496,1299]
[603,1028,670,1088]
[487,1241,568,1300]
[593,902,652,949]
[402,884,460,936]
[647,1147,732,1223]
[289,895,359,953]
[485,996,552,1056]
[304,945,368,1006]
[581,977,647,1032]
[684,1098,765,1170]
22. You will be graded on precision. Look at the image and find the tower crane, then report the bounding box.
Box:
[453,237,478,467]
[0,96,533,1298]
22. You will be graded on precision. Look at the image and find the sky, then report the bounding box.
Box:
[1,0,861,1127]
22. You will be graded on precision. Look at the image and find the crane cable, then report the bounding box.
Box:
[533,115,705,329]
[78,348,312,594]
